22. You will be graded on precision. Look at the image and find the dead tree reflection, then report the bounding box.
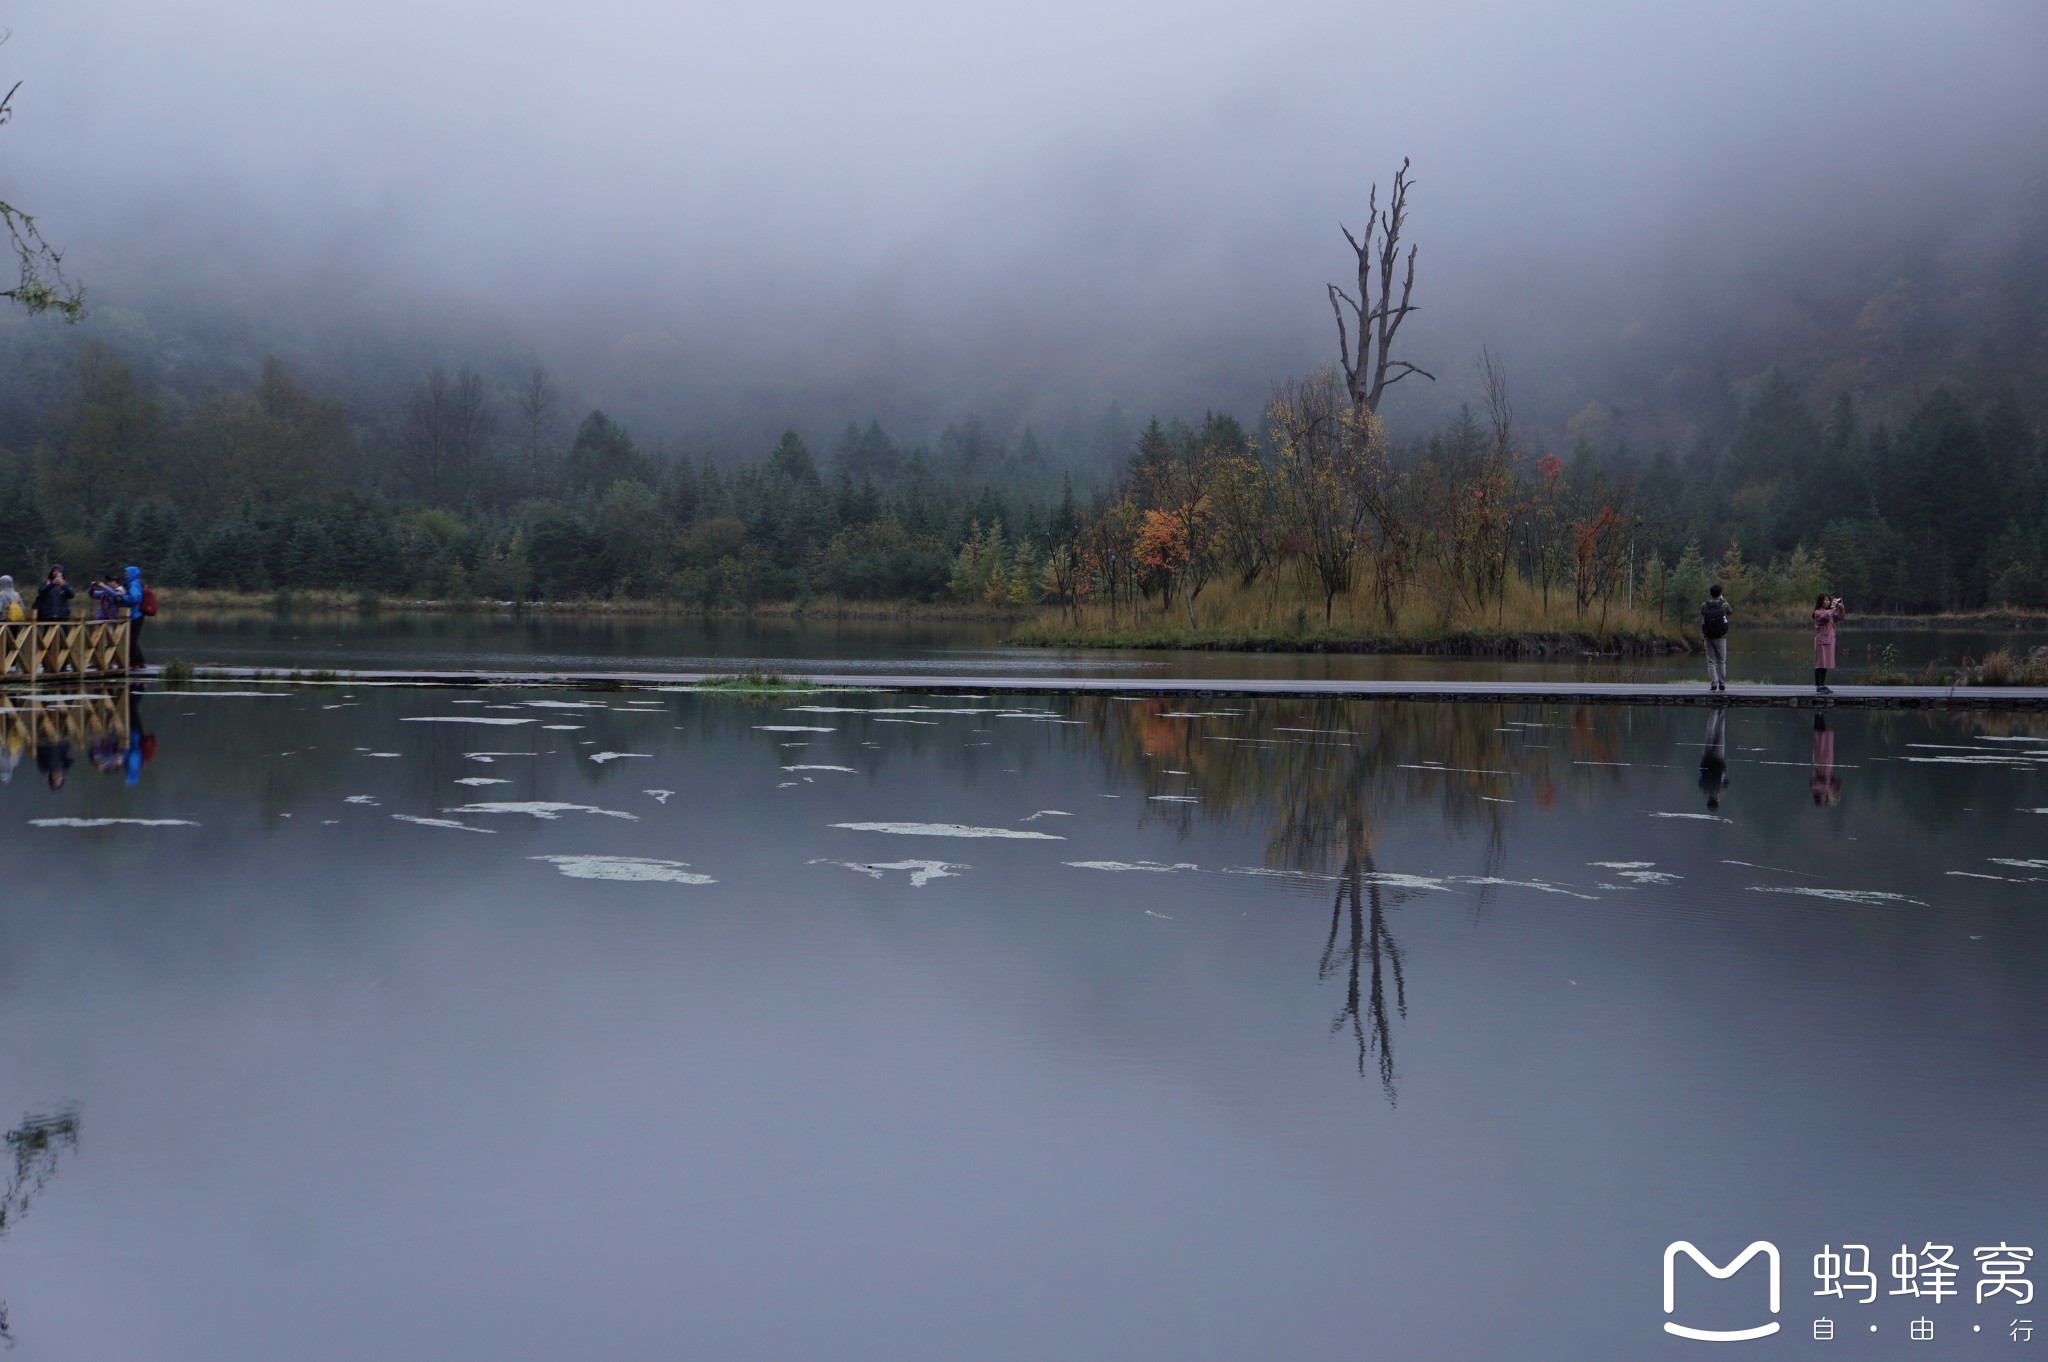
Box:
[1318,813,1408,1103]
[0,1106,82,1346]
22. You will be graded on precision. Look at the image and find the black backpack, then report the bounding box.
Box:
[1700,599,1730,639]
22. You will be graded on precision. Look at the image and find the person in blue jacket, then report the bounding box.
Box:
[121,565,147,668]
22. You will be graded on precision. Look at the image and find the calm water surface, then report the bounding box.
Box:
[0,681,2043,1358]
[148,613,2048,684]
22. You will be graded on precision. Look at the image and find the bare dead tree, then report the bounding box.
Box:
[1481,344,1513,461]
[515,366,560,495]
[447,366,495,506]
[405,368,453,504]
[0,54,83,320]
[1327,157,1432,417]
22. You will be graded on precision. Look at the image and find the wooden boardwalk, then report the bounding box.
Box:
[192,666,2048,709]
[0,620,132,682]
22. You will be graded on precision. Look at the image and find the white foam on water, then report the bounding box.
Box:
[464,752,541,762]
[29,817,199,828]
[789,706,984,716]
[588,752,652,764]
[1020,810,1071,820]
[1975,735,2048,743]
[454,777,509,787]
[1615,870,1682,884]
[1450,875,1599,900]
[783,764,856,773]
[1948,871,2028,882]
[531,854,713,884]
[444,801,639,821]
[321,703,358,710]
[811,858,963,887]
[644,789,674,803]
[401,716,537,726]
[1591,861,1656,869]
[162,691,286,698]
[755,725,836,732]
[1398,764,1512,775]
[1749,885,1928,907]
[1480,796,1515,804]
[542,725,586,731]
[361,752,401,759]
[1650,812,1730,822]
[525,700,598,709]
[1990,858,2048,870]
[344,795,378,805]
[1149,795,1199,803]
[874,718,938,725]
[831,822,1063,840]
[392,815,495,833]
[1064,860,1197,872]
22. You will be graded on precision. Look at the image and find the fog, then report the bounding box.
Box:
[3,0,2045,457]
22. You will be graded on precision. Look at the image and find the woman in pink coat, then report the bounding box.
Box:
[1811,593,1845,694]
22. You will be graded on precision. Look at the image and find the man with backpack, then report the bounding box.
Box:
[120,564,156,669]
[1700,583,1732,692]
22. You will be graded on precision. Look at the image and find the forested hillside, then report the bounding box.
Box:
[0,177,2043,620]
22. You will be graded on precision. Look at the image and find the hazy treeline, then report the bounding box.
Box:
[0,338,2042,623]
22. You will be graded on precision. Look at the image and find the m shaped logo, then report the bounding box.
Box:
[1663,1241,1781,1341]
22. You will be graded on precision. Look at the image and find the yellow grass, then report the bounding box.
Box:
[1018,567,1684,650]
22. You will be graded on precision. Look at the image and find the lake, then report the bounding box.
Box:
[147,611,2048,685]
[0,679,2043,1358]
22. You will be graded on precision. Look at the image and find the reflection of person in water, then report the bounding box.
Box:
[1810,714,1842,806]
[1697,707,1729,812]
[124,688,153,785]
[34,737,71,791]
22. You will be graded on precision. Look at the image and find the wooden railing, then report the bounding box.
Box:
[0,620,132,681]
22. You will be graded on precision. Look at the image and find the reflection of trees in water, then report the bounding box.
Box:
[0,1107,82,1346]
[1062,697,1539,1102]
[1320,811,1407,1102]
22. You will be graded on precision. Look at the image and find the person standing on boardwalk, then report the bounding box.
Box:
[120,565,149,669]
[1811,592,1845,694]
[32,565,72,622]
[1699,583,1732,692]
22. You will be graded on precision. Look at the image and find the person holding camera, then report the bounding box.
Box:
[1811,592,1846,694]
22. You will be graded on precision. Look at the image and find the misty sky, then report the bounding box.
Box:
[4,0,2045,452]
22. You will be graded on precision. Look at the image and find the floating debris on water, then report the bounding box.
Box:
[29,817,200,828]
[531,855,713,884]
[831,822,1063,840]
[811,858,963,887]
[392,815,495,834]
[444,801,639,821]
[1749,885,1928,907]
[1064,860,1197,872]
